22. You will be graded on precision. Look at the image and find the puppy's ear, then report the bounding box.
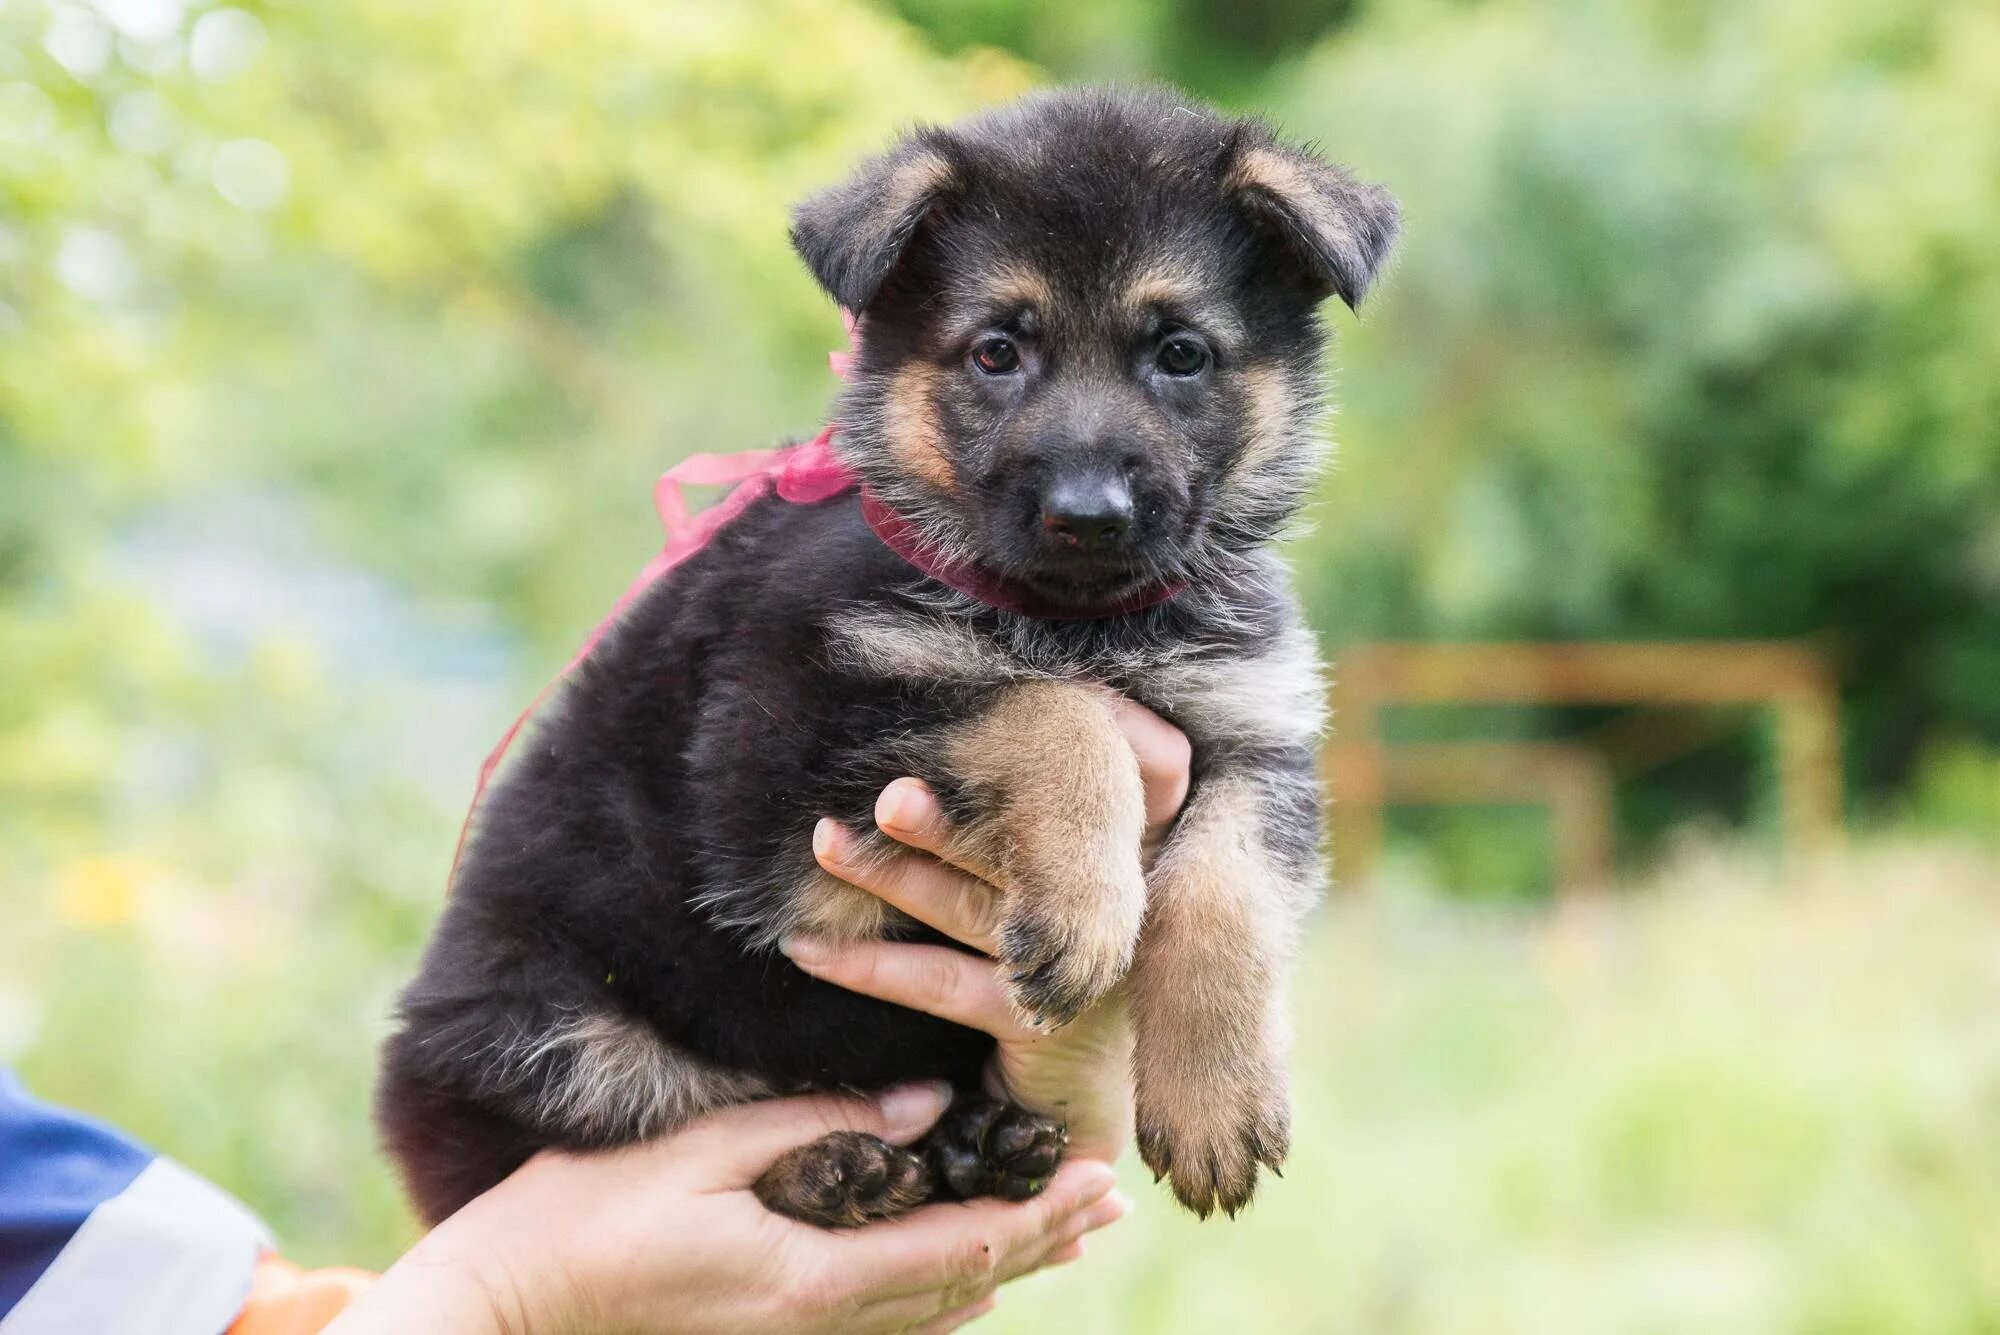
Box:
[1225,139,1400,311]
[791,135,958,313]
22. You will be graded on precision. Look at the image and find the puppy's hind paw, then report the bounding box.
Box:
[754,1130,932,1228]
[925,1094,1068,1202]
[1136,1084,1290,1220]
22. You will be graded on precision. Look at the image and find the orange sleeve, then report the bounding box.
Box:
[227,1253,378,1335]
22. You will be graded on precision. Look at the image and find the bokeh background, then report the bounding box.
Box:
[5,0,1999,1330]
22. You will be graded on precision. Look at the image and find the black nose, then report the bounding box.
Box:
[1040,474,1134,553]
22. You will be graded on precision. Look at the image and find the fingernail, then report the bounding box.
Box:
[875,779,926,832]
[877,1081,953,1138]
[778,934,829,967]
[811,818,840,860]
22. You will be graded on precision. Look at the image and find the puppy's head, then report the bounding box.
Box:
[794,88,1398,608]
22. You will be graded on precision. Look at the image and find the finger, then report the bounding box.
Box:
[1001,1190,1127,1284]
[816,813,1003,955]
[809,1200,1107,1335]
[669,1083,951,1189]
[868,780,1008,890]
[913,1294,998,1334]
[841,1158,1118,1303]
[847,1288,997,1335]
[869,703,1190,864]
[1104,697,1191,838]
[1040,1239,1085,1267]
[781,936,1021,1038]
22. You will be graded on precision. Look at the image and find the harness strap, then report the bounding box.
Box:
[446,429,854,885]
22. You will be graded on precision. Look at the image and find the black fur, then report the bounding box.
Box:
[378,87,1397,1225]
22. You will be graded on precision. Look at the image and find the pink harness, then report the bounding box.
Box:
[451,315,1184,881]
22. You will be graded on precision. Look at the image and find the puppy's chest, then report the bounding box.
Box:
[823,604,1327,752]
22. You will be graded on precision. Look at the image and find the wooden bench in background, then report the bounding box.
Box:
[1324,641,1843,894]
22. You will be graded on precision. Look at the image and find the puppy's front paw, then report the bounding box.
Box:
[754,1130,932,1228]
[997,856,1145,1028]
[1135,1041,1290,1219]
[939,677,1150,1028]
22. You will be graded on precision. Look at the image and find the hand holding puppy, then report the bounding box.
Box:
[788,698,1193,1164]
[330,1086,1126,1335]
[333,705,1182,1335]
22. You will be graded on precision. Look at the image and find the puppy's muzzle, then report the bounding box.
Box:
[1039,470,1134,554]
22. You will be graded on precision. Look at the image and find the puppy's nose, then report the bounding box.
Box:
[1040,474,1134,552]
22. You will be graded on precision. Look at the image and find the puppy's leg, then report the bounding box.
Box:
[380,992,768,1222]
[1130,757,1319,1217]
[374,1061,555,1226]
[938,680,1149,1026]
[493,1007,772,1144]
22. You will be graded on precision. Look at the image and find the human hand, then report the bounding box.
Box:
[785,699,1192,1163]
[327,1084,1125,1335]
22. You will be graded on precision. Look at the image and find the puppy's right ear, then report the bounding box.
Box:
[1224,136,1399,312]
[791,135,958,313]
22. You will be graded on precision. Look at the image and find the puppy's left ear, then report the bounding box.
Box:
[792,133,959,313]
[1225,139,1400,311]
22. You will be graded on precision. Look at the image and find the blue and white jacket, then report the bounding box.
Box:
[0,1070,270,1334]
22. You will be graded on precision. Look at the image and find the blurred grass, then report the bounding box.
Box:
[999,840,2000,1334]
[8,837,1997,1333]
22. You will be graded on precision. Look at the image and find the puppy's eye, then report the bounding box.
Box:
[1156,336,1209,377]
[971,337,1021,376]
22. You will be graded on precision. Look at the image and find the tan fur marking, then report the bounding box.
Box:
[944,681,1148,1024]
[824,608,1022,684]
[885,151,953,205]
[972,260,1055,315]
[1130,769,1298,1217]
[884,363,956,492]
[507,1011,769,1141]
[862,150,954,253]
[1225,145,1357,258]
[1120,268,1202,313]
[941,260,1057,346]
[1215,360,1322,512]
[1117,260,1247,346]
[790,864,894,942]
[1236,363,1298,473]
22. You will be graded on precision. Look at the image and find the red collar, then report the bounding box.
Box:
[858,488,1187,620]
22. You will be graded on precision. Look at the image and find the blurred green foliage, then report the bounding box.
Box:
[3,0,1999,1328]
[997,845,2000,1334]
[1279,0,2000,825]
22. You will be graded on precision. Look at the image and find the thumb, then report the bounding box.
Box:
[672,1082,953,1189]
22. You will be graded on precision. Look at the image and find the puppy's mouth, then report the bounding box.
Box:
[1019,551,1156,601]
[982,500,1197,608]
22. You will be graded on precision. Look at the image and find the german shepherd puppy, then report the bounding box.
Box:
[378,87,1397,1228]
